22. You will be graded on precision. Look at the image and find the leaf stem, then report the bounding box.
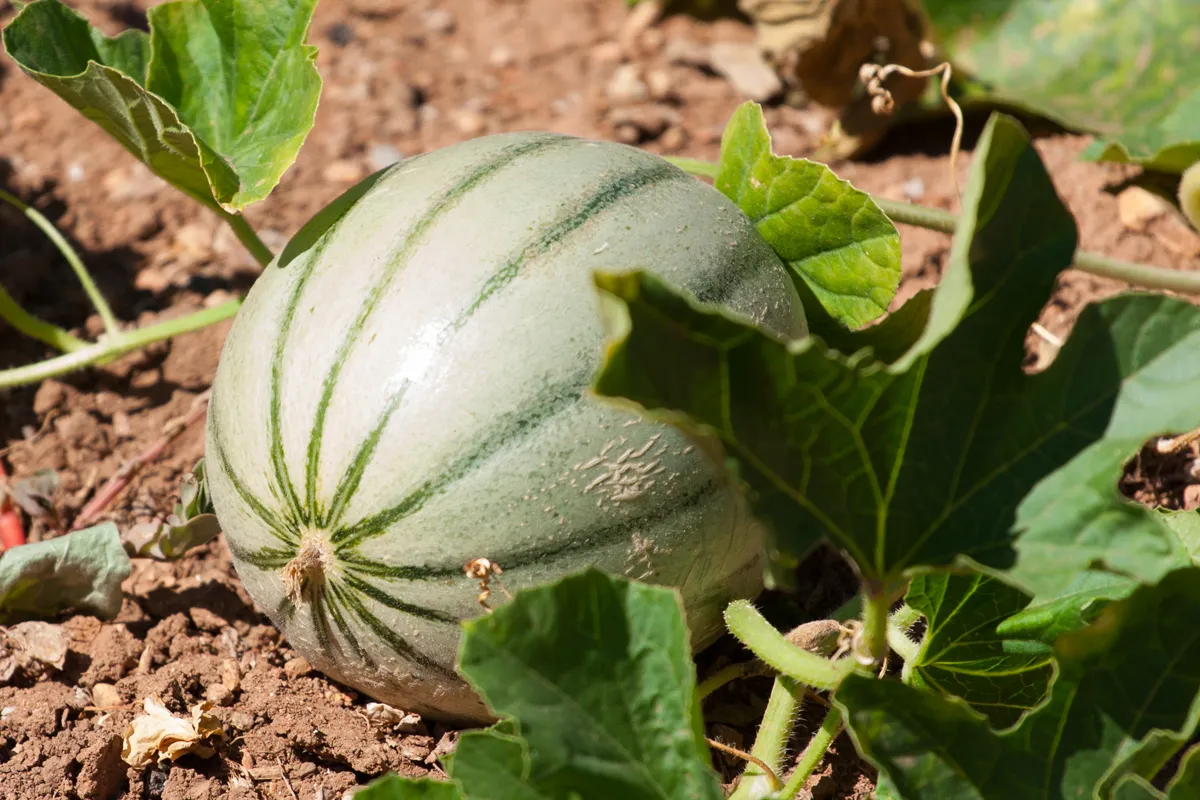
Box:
[890,603,921,630]
[858,587,889,667]
[0,300,241,389]
[219,210,275,267]
[724,600,856,690]
[886,620,921,664]
[0,284,87,352]
[667,157,1200,295]
[728,677,801,800]
[0,188,121,336]
[778,705,844,800]
[697,661,763,700]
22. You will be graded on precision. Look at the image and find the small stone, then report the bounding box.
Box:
[1118,186,1170,232]
[205,683,234,707]
[283,656,312,679]
[609,104,682,143]
[323,160,367,184]
[368,143,404,171]
[134,267,169,293]
[660,126,687,151]
[204,289,236,309]
[91,683,122,709]
[219,659,241,693]
[454,109,486,137]
[903,177,926,202]
[174,223,213,263]
[66,163,86,183]
[488,45,514,68]
[75,734,124,800]
[230,711,256,731]
[111,412,133,440]
[606,64,648,104]
[33,380,68,416]
[102,163,164,201]
[708,42,782,101]
[423,8,455,35]
[645,68,675,101]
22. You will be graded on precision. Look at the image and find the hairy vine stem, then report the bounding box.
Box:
[0,194,269,389]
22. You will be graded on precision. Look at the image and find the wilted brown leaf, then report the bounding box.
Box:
[121,697,225,768]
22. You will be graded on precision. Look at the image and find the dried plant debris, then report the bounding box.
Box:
[121,697,226,768]
[0,620,67,682]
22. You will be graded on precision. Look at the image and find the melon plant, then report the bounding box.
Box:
[204,132,808,721]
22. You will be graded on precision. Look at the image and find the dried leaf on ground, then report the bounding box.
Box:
[0,620,67,682]
[121,697,225,768]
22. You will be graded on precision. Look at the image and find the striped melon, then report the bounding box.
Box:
[205,132,807,722]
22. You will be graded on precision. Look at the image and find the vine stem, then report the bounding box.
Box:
[665,157,1200,296]
[0,301,241,390]
[219,210,275,268]
[728,677,800,800]
[857,587,890,666]
[0,188,121,336]
[0,284,86,353]
[724,600,856,690]
[778,705,844,800]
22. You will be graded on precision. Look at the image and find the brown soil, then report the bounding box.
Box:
[2,1,1198,798]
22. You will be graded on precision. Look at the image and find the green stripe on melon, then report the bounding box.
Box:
[206,132,807,722]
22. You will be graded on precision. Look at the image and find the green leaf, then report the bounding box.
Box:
[2,0,320,211]
[354,774,462,800]
[0,523,131,623]
[451,731,551,800]
[592,112,1200,596]
[456,569,723,800]
[920,0,1200,173]
[837,566,1200,799]
[905,572,1052,729]
[715,101,902,331]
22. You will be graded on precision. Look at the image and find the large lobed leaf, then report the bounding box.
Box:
[716,102,902,331]
[904,572,1052,730]
[454,569,724,800]
[920,0,1200,172]
[837,566,1200,799]
[2,0,320,212]
[592,112,1200,601]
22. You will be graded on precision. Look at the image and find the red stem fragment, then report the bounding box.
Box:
[72,391,210,531]
[0,460,28,550]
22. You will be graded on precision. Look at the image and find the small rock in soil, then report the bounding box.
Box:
[645,68,676,102]
[91,683,123,709]
[323,160,367,184]
[205,683,234,706]
[32,379,68,416]
[423,8,456,35]
[219,659,242,693]
[230,710,256,731]
[708,42,782,101]
[454,109,487,136]
[606,64,649,104]
[664,37,712,68]
[610,104,682,143]
[283,656,313,679]
[1118,186,1170,232]
[368,143,405,171]
[619,0,664,56]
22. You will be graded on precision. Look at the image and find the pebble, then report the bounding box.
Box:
[368,143,404,171]
[903,177,926,202]
[205,683,234,707]
[230,711,256,731]
[66,162,85,183]
[707,42,782,101]
[1117,186,1170,232]
[326,22,355,46]
[619,0,664,56]
[454,109,486,136]
[219,659,241,693]
[283,656,312,679]
[322,159,367,184]
[91,683,122,709]
[173,223,213,263]
[610,104,682,143]
[102,163,164,201]
[32,380,68,416]
[606,64,649,104]
[645,68,675,102]
[488,45,514,68]
[590,41,624,66]
[423,8,456,35]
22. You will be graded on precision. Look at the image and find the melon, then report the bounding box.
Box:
[205,132,807,722]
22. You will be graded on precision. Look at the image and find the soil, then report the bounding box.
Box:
[1,1,1199,798]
